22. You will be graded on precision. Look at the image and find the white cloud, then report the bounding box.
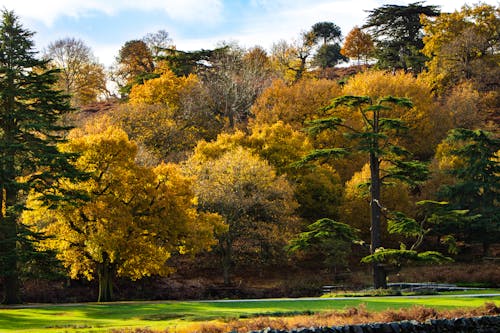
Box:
[0,0,223,26]
[2,0,498,68]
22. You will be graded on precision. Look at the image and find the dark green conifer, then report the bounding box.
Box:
[0,10,80,304]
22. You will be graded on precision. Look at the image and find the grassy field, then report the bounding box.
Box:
[1,294,499,333]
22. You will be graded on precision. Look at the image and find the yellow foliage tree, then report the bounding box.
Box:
[128,66,199,107]
[250,78,342,128]
[421,3,500,93]
[185,146,299,285]
[342,70,453,159]
[23,125,223,302]
[246,122,344,221]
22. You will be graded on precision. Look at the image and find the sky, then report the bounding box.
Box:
[0,0,498,67]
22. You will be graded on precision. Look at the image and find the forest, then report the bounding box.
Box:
[0,2,499,305]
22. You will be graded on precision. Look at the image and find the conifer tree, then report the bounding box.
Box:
[297,96,428,289]
[439,129,500,255]
[0,10,78,304]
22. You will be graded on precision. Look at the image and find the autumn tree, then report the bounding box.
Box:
[185,146,299,285]
[44,37,107,106]
[298,95,428,289]
[114,67,222,161]
[421,3,500,94]
[113,39,156,96]
[128,65,199,106]
[250,78,342,129]
[270,31,316,83]
[442,82,485,129]
[246,122,344,222]
[341,26,374,65]
[342,70,452,160]
[250,77,366,182]
[0,10,80,304]
[363,2,440,73]
[23,125,223,302]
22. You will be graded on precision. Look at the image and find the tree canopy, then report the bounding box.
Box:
[363,2,440,72]
[23,125,224,302]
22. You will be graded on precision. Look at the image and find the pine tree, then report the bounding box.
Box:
[0,10,78,304]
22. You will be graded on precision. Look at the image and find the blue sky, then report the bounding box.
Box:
[0,0,497,67]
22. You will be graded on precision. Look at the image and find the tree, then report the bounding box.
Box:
[287,218,359,277]
[23,125,223,302]
[297,95,428,289]
[143,29,173,58]
[247,122,344,222]
[442,82,485,129]
[309,21,346,69]
[313,44,347,69]
[437,129,500,255]
[113,40,156,96]
[185,146,299,285]
[199,44,273,129]
[270,31,316,83]
[421,3,500,93]
[115,67,222,161]
[341,70,453,160]
[250,78,342,129]
[311,22,342,46]
[44,38,107,106]
[0,10,80,304]
[158,48,221,77]
[128,65,199,106]
[363,2,440,73]
[340,162,416,248]
[361,200,458,275]
[341,26,374,65]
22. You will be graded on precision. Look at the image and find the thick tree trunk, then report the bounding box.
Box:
[370,149,387,289]
[97,254,114,302]
[1,216,21,304]
[0,185,22,304]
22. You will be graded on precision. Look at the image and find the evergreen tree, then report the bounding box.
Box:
[0,10,79,304]
[363,2,440,73]
[296,96,428,289]
[439,129,500,255]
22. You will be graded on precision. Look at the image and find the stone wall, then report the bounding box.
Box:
[246,315,500,333]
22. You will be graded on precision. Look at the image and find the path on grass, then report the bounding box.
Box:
[3,293,500,308]
[199,293,500,303]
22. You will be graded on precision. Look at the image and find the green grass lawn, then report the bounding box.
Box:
[1,294,499,333]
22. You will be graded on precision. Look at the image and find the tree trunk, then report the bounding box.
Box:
[370,149,387,289]
[0,185,21,304]
[1,216,21,304]
[221,237,233,286]
[482,242,491,257]
[97,254,114,302]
